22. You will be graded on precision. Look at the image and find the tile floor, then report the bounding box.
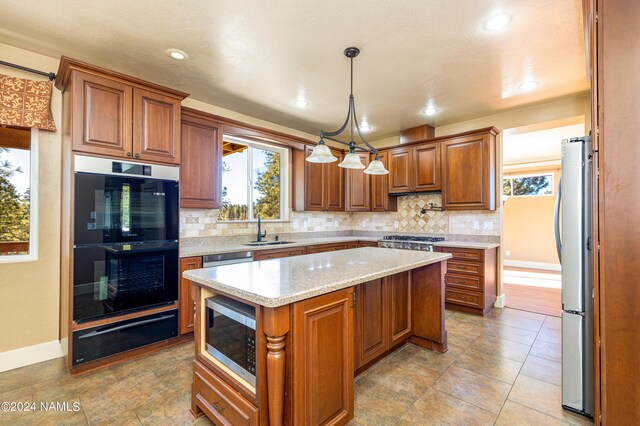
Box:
[0,308,593,425]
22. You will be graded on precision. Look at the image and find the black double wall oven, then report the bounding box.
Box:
[72,155,180,366]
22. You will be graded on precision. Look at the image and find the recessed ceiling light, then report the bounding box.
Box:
[293,98,308,108]
[360,121,372,132]
[483,13,512,31]
[519,80,539,92]
[165,48,189,60]
[422,106,438,116]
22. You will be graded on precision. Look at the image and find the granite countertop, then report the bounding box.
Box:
[180,236,498,257]
[179,236,380,257]
[183,247,451,307]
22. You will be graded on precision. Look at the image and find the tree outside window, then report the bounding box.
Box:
[503,173,554,197]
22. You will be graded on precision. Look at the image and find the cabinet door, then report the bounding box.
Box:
[354,279,388,369]
[292,288,354,426]
[179,256,202,335]
[345,153,371,211]
[71,70,132,158]
[325,149,345,211]
[252,247,307,261]
[386,272,412,347]
[442,134,495,210]
[180,112,223,208]
[304,146,326,211]
[306,242,348,254]
[414,143,441,192]
[371,151,397,212]
[388,146,413,193]
[133,88,181,164]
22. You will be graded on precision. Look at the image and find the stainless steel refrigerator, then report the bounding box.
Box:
[554,136,594,417]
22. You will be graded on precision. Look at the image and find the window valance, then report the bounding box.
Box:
[0,73,56,131]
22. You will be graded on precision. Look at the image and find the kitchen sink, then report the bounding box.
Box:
[244,241,295,246]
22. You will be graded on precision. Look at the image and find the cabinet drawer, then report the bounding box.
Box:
[253,247,306,261]
[306,243,349,254]
[447,260,483,276]
[446,273,484,292]
[193,361,258,426]
[442,247,484,263]
[445,289,483,309]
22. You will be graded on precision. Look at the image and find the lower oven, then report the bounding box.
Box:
[205,295,257,387]
[73,241,179,322]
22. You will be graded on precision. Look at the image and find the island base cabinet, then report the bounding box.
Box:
[292,288,354,426]
[193,360,259,426]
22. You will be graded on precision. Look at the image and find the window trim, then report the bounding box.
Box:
[219,135,290,223]
[503,172,555,198]
[0,129,39,263]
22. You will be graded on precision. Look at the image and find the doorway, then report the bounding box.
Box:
[501,117,585,317]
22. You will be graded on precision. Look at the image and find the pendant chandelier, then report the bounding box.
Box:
[306,47,389,175]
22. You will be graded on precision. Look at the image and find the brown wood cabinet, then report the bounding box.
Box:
[347,241,379,249]
[306,242,349,254]
[345,153,371,211]
[388,143,441,194]
[371,151,397,212]
[180,257,202,335]
[438,247,496,315]
[252,246,307,261]
[292,288,354,426]
[441,130,496,210]
[56,57,188,165]
[180,108,223,208]
[387,272,412,346]
[399,124,435,144]
[293,146,345,211]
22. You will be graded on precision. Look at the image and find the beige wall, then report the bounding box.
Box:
[503,167,561,265]
[0,43,62,352]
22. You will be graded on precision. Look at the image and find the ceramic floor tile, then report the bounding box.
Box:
[32,369,118,403]
[537,327,562,345]
[391,343,456,374]
[0,385,35,424]
[530,339,562,363]
[543,316,562,330]
[508,375,593,425]
[397,388,497,425]
[135,388,199,426]
[434,365,511,414]
[0,356,67,394]
[520,355,562,386]
[494,310,545,332]
[445,317,486,337]
[496,401,571,425]
[454,348,523,384]
[365,356,441,400]
[88,410,141,426]
[353,377,415,425]
[483,322,538,345]
[472,335,532,362]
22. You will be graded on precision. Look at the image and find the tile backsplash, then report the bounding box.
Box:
[180,193,501,238]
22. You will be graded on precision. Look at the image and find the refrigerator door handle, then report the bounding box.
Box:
[554,177,562,262]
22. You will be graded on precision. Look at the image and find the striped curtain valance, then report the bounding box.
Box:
[0,73,56,131]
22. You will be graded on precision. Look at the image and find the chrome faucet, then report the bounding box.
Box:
[256,214,267,242]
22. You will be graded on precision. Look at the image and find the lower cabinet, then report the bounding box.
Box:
[306,242,349,254]
[292,288,354,426]
[252,246,307,261]
[193,360,259,426]
[347,241,379,249]
[179,256,202,335]
[354,272,412,370]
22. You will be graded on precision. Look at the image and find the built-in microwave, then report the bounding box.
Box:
[205,295,257,387]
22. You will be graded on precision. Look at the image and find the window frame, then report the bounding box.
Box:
[219,136,290,223]
[503,172,555,198]
[0,128,39,263]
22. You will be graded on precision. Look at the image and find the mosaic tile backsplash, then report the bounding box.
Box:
[181,193,501,238]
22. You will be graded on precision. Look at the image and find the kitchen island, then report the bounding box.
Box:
[184,247,451,426]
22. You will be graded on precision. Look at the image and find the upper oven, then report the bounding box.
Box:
[73,155,179,245]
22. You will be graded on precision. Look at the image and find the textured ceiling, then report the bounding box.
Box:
[0,0,588,140]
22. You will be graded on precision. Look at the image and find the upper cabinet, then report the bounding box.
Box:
[441,129,497,210]
[293,145,345,212]
[56,57,188,165]
[180,108,223,209]
[388,143,441,194]
[370,151,397,212]
[345,153,371,212]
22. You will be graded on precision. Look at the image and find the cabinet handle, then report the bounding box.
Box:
[134,153,140,159]
[213,401,225,412]
[126,152,132,157]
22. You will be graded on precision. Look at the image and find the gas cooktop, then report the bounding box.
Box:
[382,235,446,242]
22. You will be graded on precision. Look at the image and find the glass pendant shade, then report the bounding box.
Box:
[306,142,338,163]
[338,152,366,169]
[364,158,389,175]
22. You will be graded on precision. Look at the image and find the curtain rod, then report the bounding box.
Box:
[0,60,56,81]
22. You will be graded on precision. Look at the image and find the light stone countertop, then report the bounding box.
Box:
[179,236,498,258]
[183,247,451,307]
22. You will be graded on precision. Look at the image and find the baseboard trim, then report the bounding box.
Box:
[494,294,506,308]
[0,340,64,373]
[503,260,561,272]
